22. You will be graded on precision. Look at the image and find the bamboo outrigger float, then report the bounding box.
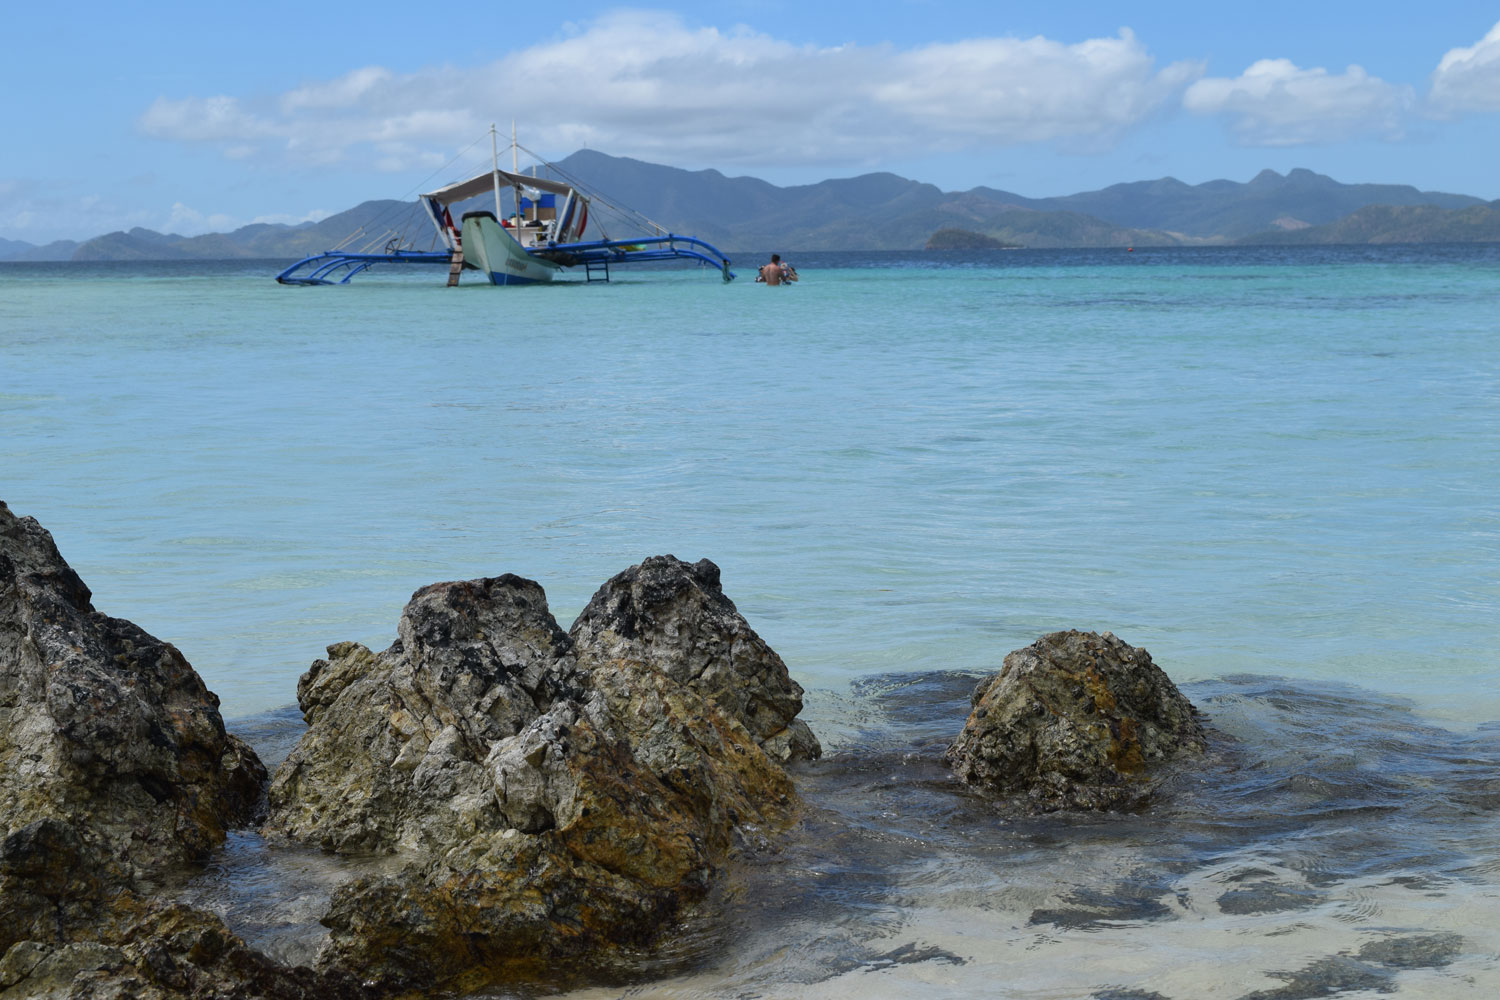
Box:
[277,125,734,287]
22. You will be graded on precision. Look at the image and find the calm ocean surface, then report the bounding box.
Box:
[3,245,1499,997]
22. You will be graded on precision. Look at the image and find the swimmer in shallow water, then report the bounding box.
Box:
[757,253,798,285]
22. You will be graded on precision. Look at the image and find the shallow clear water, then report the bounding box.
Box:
[3,246,1499,996]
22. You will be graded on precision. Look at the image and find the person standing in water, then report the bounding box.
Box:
[758,253,798,285]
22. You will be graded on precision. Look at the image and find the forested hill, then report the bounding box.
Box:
[1238,201,1500,245]
[1,154,1490,260]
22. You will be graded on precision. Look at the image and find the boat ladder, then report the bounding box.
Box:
[446,247,464,287]
[585,258,610,283]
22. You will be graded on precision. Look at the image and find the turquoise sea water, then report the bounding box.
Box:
[4,247,1496,724]
[4,246,1500,997]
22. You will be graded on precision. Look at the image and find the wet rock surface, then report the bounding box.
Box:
[0,502,364,999]
[264,555,812,994]
[946,630,1206,810]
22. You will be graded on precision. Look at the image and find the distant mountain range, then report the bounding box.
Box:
[3,154,1497,261]
[1235,201,1500,244]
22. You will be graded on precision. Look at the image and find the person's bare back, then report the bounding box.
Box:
[758,253,786,285]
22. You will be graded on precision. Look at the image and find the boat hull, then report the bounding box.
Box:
[461,214,561,286]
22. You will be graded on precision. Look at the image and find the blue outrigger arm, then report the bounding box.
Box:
[275,249,451,285]
[536,235,736,282]
[276,234,735,286]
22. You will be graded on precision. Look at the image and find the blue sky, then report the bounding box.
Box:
[4,2,1498,243]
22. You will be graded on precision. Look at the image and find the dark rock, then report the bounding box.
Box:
[0,502,364,1000]
[1216,882,1322,915]
[1236,954,1392,999]
[0,503,266,888]
[265,558,815,994]
[0,818,119,955]
[0,901,379,1000]
[1029,895,1175,929]
[818,941,967,980]
[946,630,1205,810]
[570,555,821,762]
[267,575,587,854]
[0,501,266,891]
[1356,932,1464,969]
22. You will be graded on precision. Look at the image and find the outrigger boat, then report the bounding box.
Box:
[277,126,734,286]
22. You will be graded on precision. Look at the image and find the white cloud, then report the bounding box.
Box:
[1,184,245,242]
[1183,59,1413,146]
[0,179,159,243]
[140,95,278,142]
[877,30,1201,148]
[164,202,237,234]
[1430,20,1500,115]
[280,66,395,113]
[136,12,1200,174]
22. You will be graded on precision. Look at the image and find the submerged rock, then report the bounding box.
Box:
[265,556,814,994]
[946,630,1204,810]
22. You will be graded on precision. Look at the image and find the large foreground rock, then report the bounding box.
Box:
[946,630,1205,810]
[265,556,815,994]
[0,502,368,998]
[0,503,266,916]
[0,502,265,880]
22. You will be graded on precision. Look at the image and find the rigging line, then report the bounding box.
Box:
[330,227,365,252]
[400,133,489,201]
[505,142,643,232]
[323,133,493,251]
[514,143,672,237]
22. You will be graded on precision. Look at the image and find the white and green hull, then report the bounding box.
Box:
[460,215,561,286]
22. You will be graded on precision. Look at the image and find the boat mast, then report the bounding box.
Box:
[490,123,502,219]
[511,120,521,228]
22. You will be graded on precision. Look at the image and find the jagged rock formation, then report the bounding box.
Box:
[946,630,1205,810]
[265,555,816,994]
[570,556,820,763]
[0,501,368,999]
[0,503,266,878]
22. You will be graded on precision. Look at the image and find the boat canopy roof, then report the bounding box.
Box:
[422,168,577,206]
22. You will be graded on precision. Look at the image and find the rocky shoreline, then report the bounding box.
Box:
[2,501,1205,998]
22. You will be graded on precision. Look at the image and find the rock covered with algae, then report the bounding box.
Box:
[264,555,818,994]
[572,555,821,763]
[946,630,1205,810]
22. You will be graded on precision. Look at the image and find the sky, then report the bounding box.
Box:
[3,1,1499,244]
